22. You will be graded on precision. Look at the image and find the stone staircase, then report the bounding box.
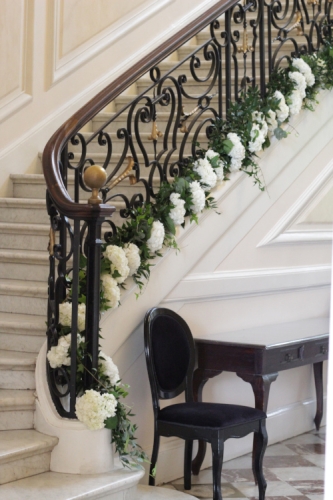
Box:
[0,15,306,497]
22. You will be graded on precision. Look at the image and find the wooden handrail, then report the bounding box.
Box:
[42,0,236,220]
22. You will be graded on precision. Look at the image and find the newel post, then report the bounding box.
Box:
[83,165,107,388]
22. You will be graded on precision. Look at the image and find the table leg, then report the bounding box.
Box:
[237,372,278,482]
[192,368,223,475]
[313,361,324,431]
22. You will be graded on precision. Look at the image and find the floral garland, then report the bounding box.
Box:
[47,42,333,468]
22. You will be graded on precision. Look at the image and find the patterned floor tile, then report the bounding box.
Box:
[172,483,246,498]
[285,443,325,455]
[289,479,325,495]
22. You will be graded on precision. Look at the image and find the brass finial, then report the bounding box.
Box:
[83,164,107,205]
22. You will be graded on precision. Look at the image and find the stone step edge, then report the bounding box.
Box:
[0,390,36,411]
[0,430,58,466]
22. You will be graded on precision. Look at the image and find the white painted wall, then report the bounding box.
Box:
[102,92,333,485]
[0,0,221,195]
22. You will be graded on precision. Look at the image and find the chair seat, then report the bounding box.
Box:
[158,402,266,429]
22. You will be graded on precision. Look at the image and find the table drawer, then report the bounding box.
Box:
[272,339,329,370]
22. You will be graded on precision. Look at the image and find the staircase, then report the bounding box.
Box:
[0,2,331,497]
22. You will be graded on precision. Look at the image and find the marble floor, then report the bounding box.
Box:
[162,428,326,500]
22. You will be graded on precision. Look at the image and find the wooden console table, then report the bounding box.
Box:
[191,317,329,475]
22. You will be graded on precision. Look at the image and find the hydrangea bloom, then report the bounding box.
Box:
[288,90,303,115]
[123,243,141,276]
[266,109,278,134]
[289,71,307,98]
[292,58,315,87]
[101,274,120,309]
[189,181,206,214]
[248,112,268,153]
[169,192,186,226]
[103,245,129,284]
[59,302,86,332]
[193,157,217,190]
[274,91,289,123]
[75,389,117,431]
[47,333,84,369]
[147,220,165,253]
[99,351,120,386]
[227,133,246,171]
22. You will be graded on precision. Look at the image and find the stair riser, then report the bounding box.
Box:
[0,333,45,353]
[0,451,51,485]
[114,95,221,112]
[0,262,49,282]
[0,295,47,316]
[0,410,34,431]
[0,233,49,251]
[0,208,48,224]
[0,370,35,390]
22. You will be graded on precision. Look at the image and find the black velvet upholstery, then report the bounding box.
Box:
[159,403,266,428]
[151,315,191,392]
[144,307,267,500]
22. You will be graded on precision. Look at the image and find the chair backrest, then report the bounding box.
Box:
[144,307,196,405]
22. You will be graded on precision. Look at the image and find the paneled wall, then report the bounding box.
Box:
[0,0,220,194]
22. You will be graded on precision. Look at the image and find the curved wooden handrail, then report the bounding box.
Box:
[42,0,236,220]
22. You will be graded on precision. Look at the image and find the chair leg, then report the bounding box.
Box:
[211,438,224,500]
[253,420,268,500]
[184,440,193,490]
[149,431,160,486]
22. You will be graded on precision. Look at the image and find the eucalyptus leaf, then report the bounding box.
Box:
[274,127,288,140]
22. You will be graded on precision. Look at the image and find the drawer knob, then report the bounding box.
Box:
[320,345,328,355]
[285,353,294,362]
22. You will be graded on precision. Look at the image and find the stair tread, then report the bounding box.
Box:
[0,222,50,232]
[0,389,36,410]
[0,468,148,500]
[0,430,58,465]
[0,311,46,328]
[0,350,37,367]
[0,249,49,262]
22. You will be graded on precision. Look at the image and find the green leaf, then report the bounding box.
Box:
[104,415,118,429]
[222,139,234,154]
[164,216,176,235]
[274,127,288,140]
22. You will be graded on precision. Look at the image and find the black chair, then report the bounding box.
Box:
[144,307,267,500]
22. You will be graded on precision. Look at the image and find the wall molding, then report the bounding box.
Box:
[164,265,331,304]
[49,0,175,86]
[258,158,333,247]
[0,0,33,123]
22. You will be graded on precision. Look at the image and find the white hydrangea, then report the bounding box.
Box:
[147,220,165,253]
[274,91,289,123]
[288,90,303,115]
[266,109,278,134]
[292,58,315,87]
[103,245,129,284]
[205,149,218,160]
[227,133,246,171]
[169,192,186,226]
[248,124,267,153]
[205,149,224,182]
[123,243,141,276]
[47,333,84,369]
[101,274,120,309]
[193,157,217,190]
[252,111,268,136]
[59,302,86,332]
[99,351,120,386]
[189,181,206,214]
[289,71,307,98]
[75,389,117,431]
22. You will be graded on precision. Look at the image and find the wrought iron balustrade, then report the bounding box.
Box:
[42,0,332,417]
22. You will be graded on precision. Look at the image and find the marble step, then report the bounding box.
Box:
[0,279,47,317]
[0,390,36,431]
[0,222,49,251]
[0,430,58,485]
[0,199,48,224]
[0,472,197,499]
[0,250,49,282]
[0,350,37,390]
[0,311,46,354]
[113,92,223,112]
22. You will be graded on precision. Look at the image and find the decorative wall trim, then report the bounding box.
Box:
[164,265,331,303]
[49,0,175,86]
[0,0,33,123]
[258,159,333,247]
